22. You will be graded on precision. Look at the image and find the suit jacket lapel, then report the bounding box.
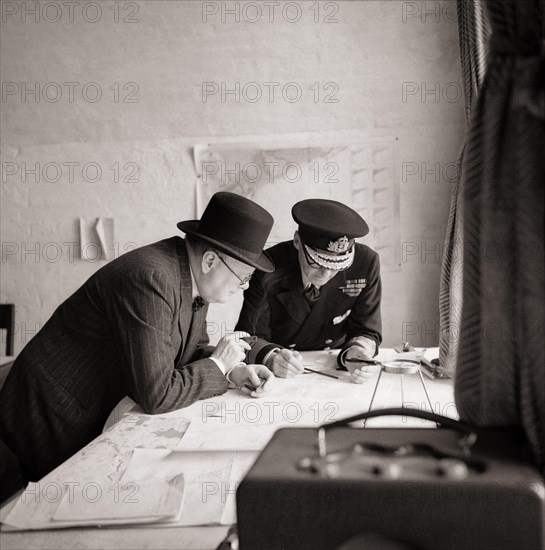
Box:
[176,239,193,353]
[182,304,208,364]
[274,256,311,341]
[291,270,348,348]
[276,288,310,326]
[277,248,307,312]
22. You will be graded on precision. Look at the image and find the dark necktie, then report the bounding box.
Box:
[304,284,320,306]
[192,296,206,312]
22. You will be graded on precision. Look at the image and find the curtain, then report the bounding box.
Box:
[454,0,545,472]
[439,0,491,377]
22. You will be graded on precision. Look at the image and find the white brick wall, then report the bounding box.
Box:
[0,1,465,356]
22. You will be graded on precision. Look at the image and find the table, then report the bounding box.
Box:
[0,349,455,549]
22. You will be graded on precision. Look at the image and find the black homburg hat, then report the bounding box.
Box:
[178,192,275,272]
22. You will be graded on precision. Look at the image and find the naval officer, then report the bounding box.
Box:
[236,199,382,383]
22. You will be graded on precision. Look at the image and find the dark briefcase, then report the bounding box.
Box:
[236,408,544,550]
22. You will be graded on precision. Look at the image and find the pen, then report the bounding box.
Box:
[303,367,339,380]
[345,358,382,365]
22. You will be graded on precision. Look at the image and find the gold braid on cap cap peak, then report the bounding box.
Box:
[304,244,355,271]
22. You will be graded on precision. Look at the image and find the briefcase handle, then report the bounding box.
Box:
[317,407,478,458]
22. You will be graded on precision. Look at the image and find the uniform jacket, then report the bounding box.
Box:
[0,237,228,481]
[236,241,382,364]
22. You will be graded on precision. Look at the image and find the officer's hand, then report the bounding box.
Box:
[267,349,304,378]
[229,364,275,398]
[211,332,251,371]
[345,346,378,384]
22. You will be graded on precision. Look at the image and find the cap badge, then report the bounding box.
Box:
[327,236,349,253]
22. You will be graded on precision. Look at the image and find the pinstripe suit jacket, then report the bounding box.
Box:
[0,237,228,481]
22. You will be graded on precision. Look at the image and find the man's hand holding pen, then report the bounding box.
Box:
[266,349,304,378]
[266,346,381,383]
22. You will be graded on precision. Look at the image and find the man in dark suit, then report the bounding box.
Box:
[236,199,382,383]
[0,192,275,497]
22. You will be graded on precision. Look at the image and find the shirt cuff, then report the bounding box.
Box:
[262,347,281,367]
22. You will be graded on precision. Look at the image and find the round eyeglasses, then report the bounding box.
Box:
[215,251,253,287]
